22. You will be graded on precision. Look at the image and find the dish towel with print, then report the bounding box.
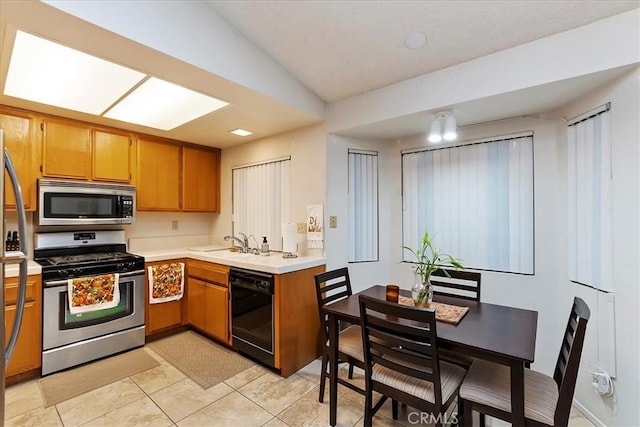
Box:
[68,273,120,314]
[148,262,185,304]
[306,204,324,249]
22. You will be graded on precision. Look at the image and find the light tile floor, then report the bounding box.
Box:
[5,343,596,426]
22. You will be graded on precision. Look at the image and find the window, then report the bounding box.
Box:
[232,157,291,250]
[402,133,534,274]
[567,104,612,291]
[348,150,378,262]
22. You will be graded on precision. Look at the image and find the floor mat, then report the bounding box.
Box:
[147,331,255,389]
[38,348,160,407]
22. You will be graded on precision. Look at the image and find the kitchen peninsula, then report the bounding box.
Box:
[136,246,325,378]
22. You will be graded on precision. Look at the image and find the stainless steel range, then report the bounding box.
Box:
[34,230,145,375]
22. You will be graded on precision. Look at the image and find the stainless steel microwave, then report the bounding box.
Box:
[38,179,135,226]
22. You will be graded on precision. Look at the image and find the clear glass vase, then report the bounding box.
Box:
[411,273,433,307]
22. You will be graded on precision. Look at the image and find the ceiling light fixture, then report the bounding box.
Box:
[103,77,229,131]
[230,128,253,137]
[5,30,229,131]
[428,111,457,143]
[4,30,146,114]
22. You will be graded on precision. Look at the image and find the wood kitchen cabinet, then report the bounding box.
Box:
[187,260,230,344]
[182,145,220,213]
[4,274,42,381]
[41,118,91,179]
[274,265,324,377]
[92,130,134,183]
[137,138,181,211]
[41,118,135,183]
[145,259,186,336]
[0,107,37,211]
[137,139,221,212]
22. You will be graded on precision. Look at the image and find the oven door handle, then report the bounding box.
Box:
[45,270,145,286]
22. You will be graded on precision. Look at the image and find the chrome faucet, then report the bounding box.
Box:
[237,232,249,250]
[224,234,248,253]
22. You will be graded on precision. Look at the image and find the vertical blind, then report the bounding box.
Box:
[348,150,378,262]
[402,134,534,274]
[567,106,612,291]
[232,158,291,251]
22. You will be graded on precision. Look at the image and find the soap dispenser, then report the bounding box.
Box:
[260,236,270,256]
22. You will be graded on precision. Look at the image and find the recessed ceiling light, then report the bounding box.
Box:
[103,77,229,131]
[230,128,253,137]
[4,30,146,114]
[404,31,427,49]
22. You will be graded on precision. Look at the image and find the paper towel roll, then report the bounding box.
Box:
[282,223,297,254]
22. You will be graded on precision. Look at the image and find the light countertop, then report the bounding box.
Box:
[131,246,325,275]
[4,260,43,278]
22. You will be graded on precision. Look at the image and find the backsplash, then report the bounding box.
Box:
[4,210,214,257]
[126,211,213,252]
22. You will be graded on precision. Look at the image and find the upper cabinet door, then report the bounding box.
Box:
[182,146,220,212]
[93,130,132,183]
[41,119,91,180]
[137,138,181,211]
[1,110,36,211]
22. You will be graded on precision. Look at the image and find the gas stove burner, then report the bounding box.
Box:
[34,230,145,282]
[43,252,135,266]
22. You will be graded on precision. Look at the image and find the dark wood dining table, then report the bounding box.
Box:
[323,285,538,426]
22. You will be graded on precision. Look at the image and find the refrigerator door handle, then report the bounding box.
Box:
[4,148,29,363]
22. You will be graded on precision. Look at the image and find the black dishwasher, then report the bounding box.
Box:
[230,267,275,368]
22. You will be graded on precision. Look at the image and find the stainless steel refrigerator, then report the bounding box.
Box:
[0,128,29,421]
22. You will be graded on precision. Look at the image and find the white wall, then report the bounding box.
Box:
[556,67,640,427]
[212,124,327,256]
[325,135,394,290]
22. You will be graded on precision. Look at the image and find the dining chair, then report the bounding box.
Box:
[358,294,467,427]
[314,267,365,403]
[432,268,482,372]
[458,296,591,427]
[431,268,481,301]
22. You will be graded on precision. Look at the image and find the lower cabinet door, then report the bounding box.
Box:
[5,302,41,376]
[204,283,229,344]
[4,274,41,377]
[187,278,206,331]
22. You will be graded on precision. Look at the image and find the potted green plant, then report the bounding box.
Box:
[403,231,464,306]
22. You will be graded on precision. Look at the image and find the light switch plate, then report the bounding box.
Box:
[329,216,337,228]
[297,223,306,233]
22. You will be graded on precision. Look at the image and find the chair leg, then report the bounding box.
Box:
[459,398,472,427]
[348,362,354,379]
[364,388,373,427]
[319,352,328,403]
[392,399,398,420]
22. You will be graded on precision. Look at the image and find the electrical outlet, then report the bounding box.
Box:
[296,223,306,234]
[171,220,179,230]
[329,216,337,228]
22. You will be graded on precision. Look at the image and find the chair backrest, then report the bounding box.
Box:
[430,268,481,301]
[358,294,445,407]
[314,268,353,339]
[553,296,591,426]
